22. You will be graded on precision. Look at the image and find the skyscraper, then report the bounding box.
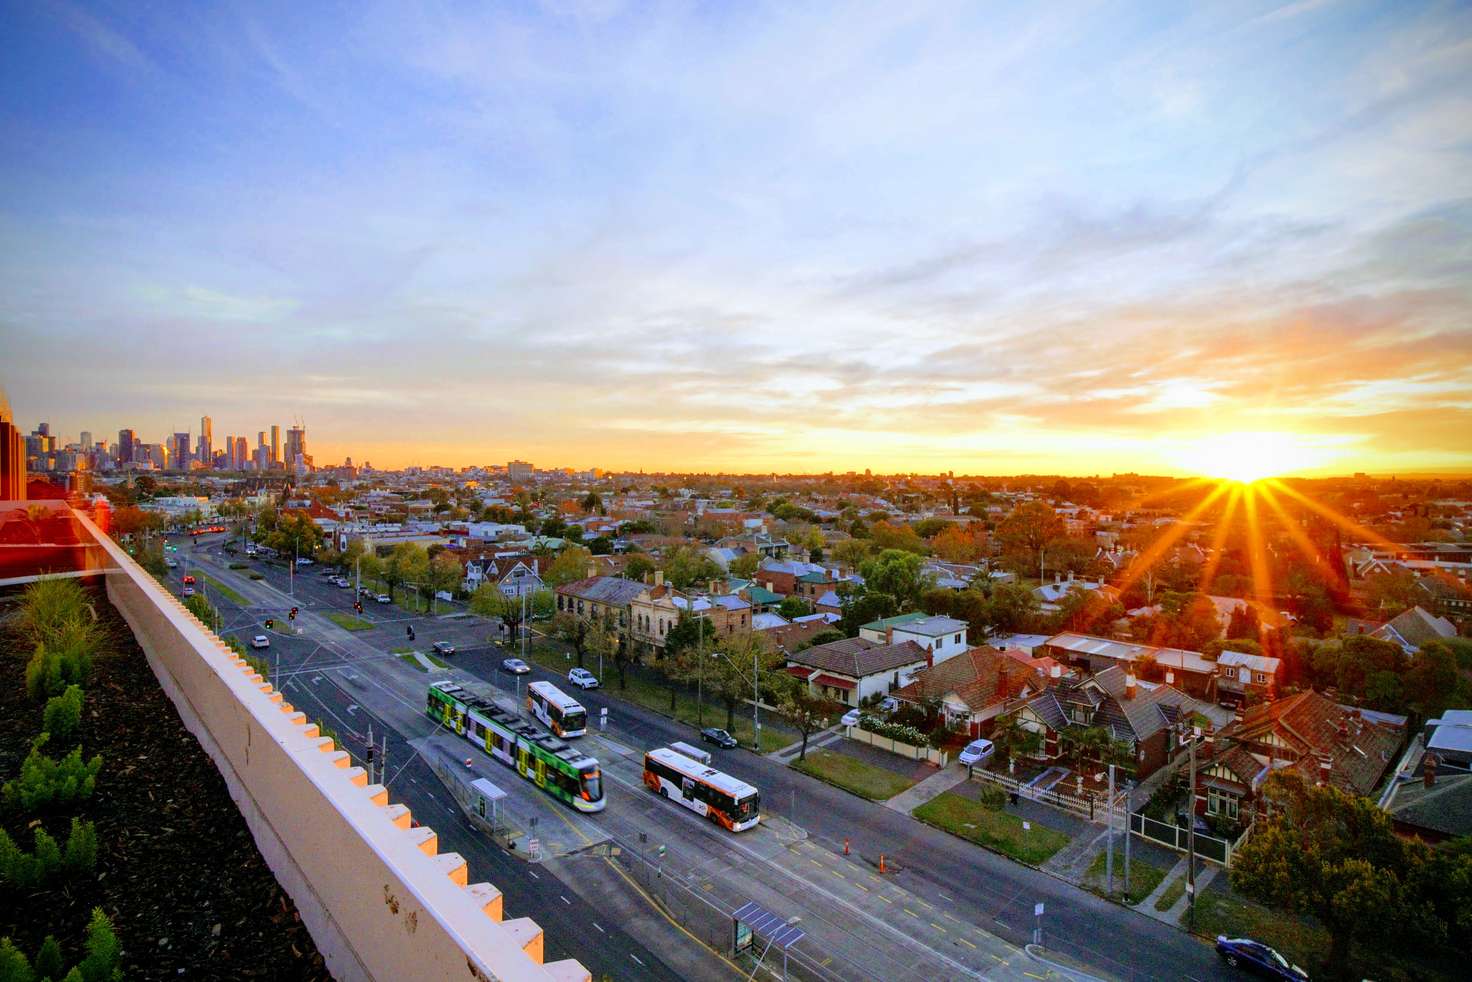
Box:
[0,386,26,501]
[199,416,213,463]
[270,425,280,467]
[233,436,248,470]
[80,431,93,452]
[117,428,136,466]
[285,425,307,471]
[172,432,192,471]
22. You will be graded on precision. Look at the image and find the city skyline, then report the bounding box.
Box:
[3,1,1471,476]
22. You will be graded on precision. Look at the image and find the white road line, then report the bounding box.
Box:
[592,922,605,934]
[559,895,571,906]
[938,893,953,903]
[527,870,540,880]
[629,954,644,967]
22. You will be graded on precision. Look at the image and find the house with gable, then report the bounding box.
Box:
[554,573,645,630]
[783,636,930,708]
[1369,605,1458,654]
[860,612,970,666]
[1193,690,1404,824]
[891,646,1047,737]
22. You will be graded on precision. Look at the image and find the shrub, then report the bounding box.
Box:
[15,578,89,649]
[977,783,1008,810]
[2,734,103,812]
[63,818,98,874]
[184,593,217,626]
[32,939,60,982]
[858,716,927,746]
[228,562,248,570]
[0,826,67,890]
[24,631,93,702]
[248,572,264,580]
[0,938,33,982]
[77,907,121,982]
[42,686,84,745]
[244,654,270,681]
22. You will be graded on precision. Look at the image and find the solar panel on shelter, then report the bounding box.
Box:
[732,901,805,949]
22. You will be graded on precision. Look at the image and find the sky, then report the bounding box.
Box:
[1,0,1470,477]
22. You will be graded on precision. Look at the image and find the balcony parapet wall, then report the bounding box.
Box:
[77,512,588,982]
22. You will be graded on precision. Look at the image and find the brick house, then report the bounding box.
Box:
[554,573,645,630]
[891,646,1047,737]
[783,637,929,708]
[1193,690,1403,824]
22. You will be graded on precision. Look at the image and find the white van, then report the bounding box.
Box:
[669,741,712,766]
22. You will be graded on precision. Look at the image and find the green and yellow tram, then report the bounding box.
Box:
[426,680,604,813]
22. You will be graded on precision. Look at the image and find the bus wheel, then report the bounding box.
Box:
[659,787,668,798]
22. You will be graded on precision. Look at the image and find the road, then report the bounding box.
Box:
[181,535,1233,981]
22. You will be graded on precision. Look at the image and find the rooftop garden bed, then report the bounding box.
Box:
[1,577,326,980]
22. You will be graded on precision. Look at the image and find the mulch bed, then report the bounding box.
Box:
[1,582,328,979]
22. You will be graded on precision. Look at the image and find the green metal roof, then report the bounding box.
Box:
[859,611,928,632]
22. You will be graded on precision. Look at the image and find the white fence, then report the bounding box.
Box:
[847,726,950,766]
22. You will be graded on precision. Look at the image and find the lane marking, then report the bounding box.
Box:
[958,938,977,949]
[903,908,919,918]
[592,922,604,934]
[876,895,891,903]
[630,954,645,967]
[527,870,540,880]
[559,895,571,906]
[938,892,953,903]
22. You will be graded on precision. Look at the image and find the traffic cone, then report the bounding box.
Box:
[879,854,887,874]
[844,837,850,856]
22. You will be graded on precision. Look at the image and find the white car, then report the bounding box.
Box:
[250,635,270,649]
[374,593,392,604]
[879,696,900,713]
[181,586,195,597]
[567,668,599,690]
[335,577,351,589]
[245,547,258,556]
[435,590,454,602]
[958,738,996,767]
[165,558,178,568]
[295,557,314,566]
[841,708,863,727]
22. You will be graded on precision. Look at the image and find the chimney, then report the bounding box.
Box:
[1125,674,1136,699]
[1165,670,1175,686]
[1424,751,1439,789]
[766,581,775,593]
[1317,754,1332,785]
[710,578,719,595]
[886,626,894,644]
[1054,572,1061,585]
[1067,571,1074,583]
[654,569,664,588]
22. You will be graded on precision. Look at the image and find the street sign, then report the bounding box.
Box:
[1034,902,1045,916]
[657,844,666,858]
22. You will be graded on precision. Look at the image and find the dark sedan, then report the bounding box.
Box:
[1215,937,1307,979]
[700,727,738,749]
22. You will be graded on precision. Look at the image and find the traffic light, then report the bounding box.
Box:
[289,607,299,622]
[265,618,274,630]
[354,601,363,613]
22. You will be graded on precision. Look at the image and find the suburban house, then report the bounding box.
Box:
[671,592,752,636]
[860,612,970,666]
[1384,711,1472,842]
[1032,574,1115,612]
[1041,633,1217,699]
[754,557,826,596]
[891,646,1048,737]
[1213,649,1283,706]
[1195,690,1404,825]
[794,568,838,602]
[629,572,681,652]
[783,637,930,708]
[461,554,546,597]
[1369,605,1458,654]
[1416,575,1472,624]
[554,573,645,629]
[1004,667,1231,780]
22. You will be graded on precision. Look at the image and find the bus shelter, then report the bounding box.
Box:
[732,900,805,980]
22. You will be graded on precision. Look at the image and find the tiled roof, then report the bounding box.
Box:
[788,637,929,678]
[892,647,1043,714]
[1370,606,1457,651]
[1221,690,1401,797]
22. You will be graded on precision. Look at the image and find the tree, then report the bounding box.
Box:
[777,596,812,619]
[551,612,590,667]
[428,551,462,603]
[581,491,605,515]
[830,538,875,569]
[387,543,429,610]
[930,524,986,563]
[996,502,1065,572]
[869,520,929,555]
[1231,772,1441,976]
[586,613,624,687]
[661,545,724,590]
[471,585,525,640]
[1365,570,1421,617]
[980,583,1039,635]
[858,549,932,611]
[1225,602,1261,642]
[542,546,595,588]
[1402,643,1461,723]
[709,631,777,734]
[774,675,837,761]
[728,552,761,579]
[624,553,656,582]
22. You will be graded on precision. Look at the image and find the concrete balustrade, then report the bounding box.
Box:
[79,512,589,982]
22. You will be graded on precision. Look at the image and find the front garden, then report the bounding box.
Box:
[912,789,1070,865]
[790,749,917,801]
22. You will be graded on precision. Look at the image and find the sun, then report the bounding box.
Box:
[1170,431,1321,484]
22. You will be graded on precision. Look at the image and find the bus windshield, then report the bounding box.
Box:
[562,709,587,732]
[736,792,759,818]
[581,768,602,802]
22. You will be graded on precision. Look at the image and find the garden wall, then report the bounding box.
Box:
[846,726,950,766]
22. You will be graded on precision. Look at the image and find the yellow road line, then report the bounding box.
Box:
[832,869,845,879]
[930,922,946,933]
[855,882,869,892]
[602,858,742,978]
[877,894,892,903]
[957,938,977,949]
[1025,973,1047,980]
[809,858,824,868]
[903,908,919,918]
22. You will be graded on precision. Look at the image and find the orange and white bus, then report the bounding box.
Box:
[526,681,588,738]
[643,747,760,832]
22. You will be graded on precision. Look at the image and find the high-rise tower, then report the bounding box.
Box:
[270,425,280,467]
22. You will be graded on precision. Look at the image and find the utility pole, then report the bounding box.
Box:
[367,723,375,784]
[1186,724,1199,929]
[697,614,706,727]
[1106,762,1115,896]
[753,644,761,752]
[1123,779,1132,898]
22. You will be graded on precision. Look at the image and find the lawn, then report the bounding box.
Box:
[912,792,1070,866]
[1153,875,1186,912]
[519,638,795,753]
[327,612,374,632]
[1081,849,1166,905]
[790,749,917,801]
[200,574,247,607]
[397,653,428,673]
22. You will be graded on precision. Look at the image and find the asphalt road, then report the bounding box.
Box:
[181,535,1233,981]
[173,536,685,982]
